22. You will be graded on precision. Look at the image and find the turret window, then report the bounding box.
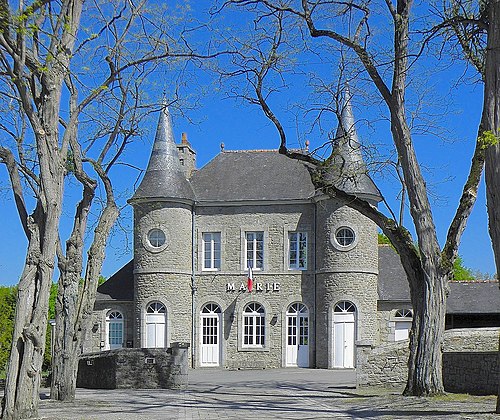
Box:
[148,228,166,248]
[335,227,355,247]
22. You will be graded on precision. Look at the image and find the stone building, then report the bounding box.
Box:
[85,94,500,372]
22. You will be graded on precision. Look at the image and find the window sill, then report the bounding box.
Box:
[239,346,269,352]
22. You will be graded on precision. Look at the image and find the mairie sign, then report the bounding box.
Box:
[226,282,281,292]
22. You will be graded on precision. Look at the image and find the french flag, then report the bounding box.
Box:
[247,266,253,292]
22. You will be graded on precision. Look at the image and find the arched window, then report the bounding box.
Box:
[334,301,356,313]
[146,301,166,348]
[395,309,413,318]
[106,311,124,350]
[243,302,265,348]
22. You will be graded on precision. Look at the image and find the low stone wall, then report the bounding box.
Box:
[357,328,500,394]
[443,327,499,352]
[77,343,189,390]
[443,352,498,395]
[356,340,408,390]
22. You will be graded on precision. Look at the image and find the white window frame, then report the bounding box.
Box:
[106,310,124,350]
[288,232,307,270]
[242,302,265,348]
[245,231,264,270]
[202,232,221,271]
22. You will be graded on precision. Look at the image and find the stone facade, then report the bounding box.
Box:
[85,103,500,384]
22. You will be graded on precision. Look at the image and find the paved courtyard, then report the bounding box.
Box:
[36,368,498,419]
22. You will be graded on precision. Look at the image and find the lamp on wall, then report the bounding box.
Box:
[271,315,278,326]
[92,323,99,333]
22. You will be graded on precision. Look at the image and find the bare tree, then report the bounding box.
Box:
[0,0,219,417]
[434,0,500,411]
[214,0,487,396]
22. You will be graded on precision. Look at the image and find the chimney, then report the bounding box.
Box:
[176,132,196,178]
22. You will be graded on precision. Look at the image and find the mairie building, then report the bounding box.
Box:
[84,96,500,371]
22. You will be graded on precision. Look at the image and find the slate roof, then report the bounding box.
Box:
[447,281,500,314]
[190,150,316,202]
[377,244,500,314]
[130,106,195,202]
[96,260,134,302]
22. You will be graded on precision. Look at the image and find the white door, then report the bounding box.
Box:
[333,302,356,368]
[200,303,221,366]
[286,303,309,367]
[146,302,166,348]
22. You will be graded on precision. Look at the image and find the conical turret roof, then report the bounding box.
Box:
[325,86,381,202]
[130,105,195,203]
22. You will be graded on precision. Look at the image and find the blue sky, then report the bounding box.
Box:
[0,1,496,285]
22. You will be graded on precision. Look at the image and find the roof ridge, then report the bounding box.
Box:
[222,149,278,153]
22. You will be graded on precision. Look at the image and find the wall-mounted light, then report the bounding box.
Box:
[271,315,278,326]
[92,323,99,333]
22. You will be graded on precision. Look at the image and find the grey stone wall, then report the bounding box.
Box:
[357,327,500,392]
[356,340,408,389]
[443,352,498,395]
[191,203,317,368]
[443,327,499,352]
[77,344,189,389]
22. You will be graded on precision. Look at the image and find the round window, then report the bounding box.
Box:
[335,227,355,247]
[147,228,166,248]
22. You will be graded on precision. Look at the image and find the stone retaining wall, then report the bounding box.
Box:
[77,343,189,390]
[443,352,498,395]
[357,328,500,394]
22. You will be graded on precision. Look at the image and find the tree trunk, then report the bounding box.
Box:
[404,262,448,395]
[482,0,500,413]
[2,204,63,419]
[50,196,119,401]
[50,268,82,401]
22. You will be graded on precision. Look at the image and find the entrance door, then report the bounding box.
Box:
[286,303,309,367]
[333,301,356,368]
[200,303,221,366]
[146,302,166,348]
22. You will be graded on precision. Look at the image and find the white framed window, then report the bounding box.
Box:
[394,309,413,342]
[335,227,355,247]
[148,228,166,248]
[106,310,124,350]
[245,231,264,270]
[243,302,265,348]
[202,232,221,270]
[288,232,307,270]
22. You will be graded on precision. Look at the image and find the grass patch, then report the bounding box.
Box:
[431,393,496,403]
